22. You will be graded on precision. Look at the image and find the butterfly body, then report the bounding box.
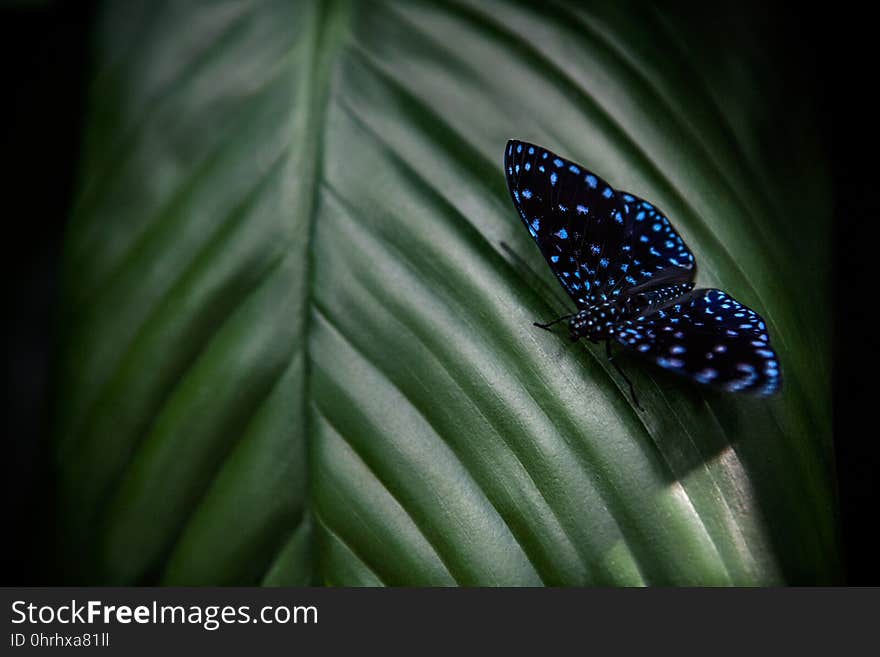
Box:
[504,139,781,397]
[568,281,695,343]
[569,299,627,343]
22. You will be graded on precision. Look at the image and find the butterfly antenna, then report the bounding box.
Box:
[533,314,573,331]
[605,341,644,411]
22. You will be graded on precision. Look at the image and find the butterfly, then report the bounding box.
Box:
[504,139,780,405]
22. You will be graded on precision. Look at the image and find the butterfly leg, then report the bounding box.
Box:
[533,314,573,331]
[605,340,644,411]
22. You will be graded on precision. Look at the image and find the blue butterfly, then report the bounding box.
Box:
[504,140,780,404]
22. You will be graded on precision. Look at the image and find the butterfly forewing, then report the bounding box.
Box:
[504,140,629,307]
[615,288,780,395]
[615,191,695,291]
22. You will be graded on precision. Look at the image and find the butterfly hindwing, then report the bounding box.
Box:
[504,140,629,307]
[615,288,780,395]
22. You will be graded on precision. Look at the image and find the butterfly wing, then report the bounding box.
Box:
[504,140,696,307]
[504,140,630,307]
[615,288,781,395]
[615,191,696,291]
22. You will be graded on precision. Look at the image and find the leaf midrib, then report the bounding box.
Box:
[292,0,353,586]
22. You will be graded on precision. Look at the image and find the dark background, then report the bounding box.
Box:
[2,1,876,585]
[3,0,94,584]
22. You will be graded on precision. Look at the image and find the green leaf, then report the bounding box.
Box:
[52,0,839,585]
